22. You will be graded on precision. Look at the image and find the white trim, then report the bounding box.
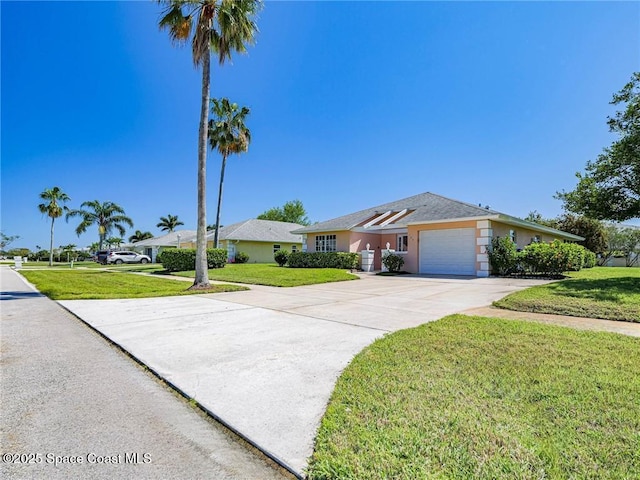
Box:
[477,253,488,262]
[408,215,499,226]
[351,226,409,234]
[379,209,408,227]
[493,215,584,241]
[408,214,584,241]
[363,211,393,228]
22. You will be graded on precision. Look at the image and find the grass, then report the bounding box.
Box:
[494,267,640,322]
[20,269,247,300]
[6,260,100,268]
[171,263,359,287]
[307,315,640,480]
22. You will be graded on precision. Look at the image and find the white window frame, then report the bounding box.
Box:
[315,234,337,252]
[397,234,408,252]
[509,229,517,244]
[273,244,281,253]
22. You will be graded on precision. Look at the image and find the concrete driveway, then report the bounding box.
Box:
[59,273,548,477]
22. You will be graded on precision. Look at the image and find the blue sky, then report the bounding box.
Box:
[2,1,639,251]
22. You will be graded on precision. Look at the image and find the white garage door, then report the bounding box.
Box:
[419,228,476,275]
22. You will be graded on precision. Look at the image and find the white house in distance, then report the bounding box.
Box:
[131,230,194,263]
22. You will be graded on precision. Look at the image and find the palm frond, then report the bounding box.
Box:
[159,2,193,45]
[213,0,260,65]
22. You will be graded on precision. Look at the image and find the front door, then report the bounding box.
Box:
[227,242,236,262]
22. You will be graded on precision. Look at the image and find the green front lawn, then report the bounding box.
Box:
[494,267,640,322]
[20,269,247,300]
[308,315,640,480]
[171,263,359,287]
[8,260,101,268]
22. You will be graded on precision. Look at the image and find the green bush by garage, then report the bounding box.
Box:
[488,238,596,277]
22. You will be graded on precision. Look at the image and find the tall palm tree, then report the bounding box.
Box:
[209,98,251,247]
[157,214,184,232]
[129,230,154,243]
[66,200,133,250]
[159,0,260,289]
[38,186,70,266]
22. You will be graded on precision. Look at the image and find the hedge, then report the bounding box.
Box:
[234,252,249,264]
[287,252,359,269]
[158,248,227,272]
[488,239,596,277]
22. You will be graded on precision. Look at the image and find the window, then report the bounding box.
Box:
[509,229,517,244]
[291,245,298,253]
[273,244,281,253]
[531,235,542,244]
[315,234,337,252]
[397,235,408,252]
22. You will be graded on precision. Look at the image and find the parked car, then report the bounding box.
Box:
[106,251,151,265]
[96,250,110,264]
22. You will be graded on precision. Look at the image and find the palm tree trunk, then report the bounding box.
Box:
[213,154,227,249]
[192,49,211,289]
[48,217,55,267]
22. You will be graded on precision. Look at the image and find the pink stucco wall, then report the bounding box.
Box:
[305,219,572,275]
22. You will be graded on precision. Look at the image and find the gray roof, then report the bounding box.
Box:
[132,230,196,247]
[207,219,304,243]
[293,192,583,241]
[293,192,500,233]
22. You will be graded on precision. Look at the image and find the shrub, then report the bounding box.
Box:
[488,238,594,277]
[206,248,227,268]
[234,251,249,264]
[159,248,227,271]
[519,241,589,276]
[382,253,405,272]
[583,249,596,268]
[274,249,289,267]
[288,252,359,269]
[487,237,518,276]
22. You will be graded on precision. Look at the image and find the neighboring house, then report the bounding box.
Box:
[182,219,304,263]
[292,192,583,277]
[603,223,640,267]
[131,230,195,263]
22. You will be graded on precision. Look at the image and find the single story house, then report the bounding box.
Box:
[292,192,583,277]
[182,219,304,263]
[131,230,195,263]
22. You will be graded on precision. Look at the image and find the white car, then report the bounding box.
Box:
[106,251,151,265]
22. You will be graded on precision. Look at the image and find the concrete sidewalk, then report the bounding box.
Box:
[0,267,289,480]
[464,305,640,337]
[56,273,548,476]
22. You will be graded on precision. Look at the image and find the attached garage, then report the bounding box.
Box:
[419,228,476,275]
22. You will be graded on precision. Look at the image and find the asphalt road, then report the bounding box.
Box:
[0,267,290,480]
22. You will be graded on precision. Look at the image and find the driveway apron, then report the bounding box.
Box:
[55,272,546,476]
[0,267,288,480]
